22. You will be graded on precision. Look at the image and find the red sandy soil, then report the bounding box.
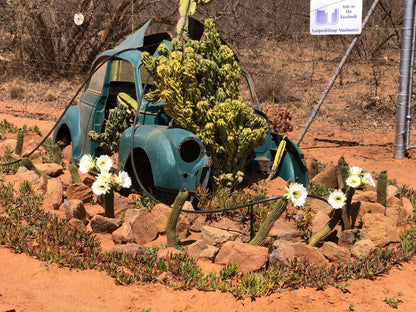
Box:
[1,101,416,311]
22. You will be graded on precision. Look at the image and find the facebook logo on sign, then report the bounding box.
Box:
[316,8,339,25]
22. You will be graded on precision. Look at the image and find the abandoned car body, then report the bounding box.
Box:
[53,20,308,200]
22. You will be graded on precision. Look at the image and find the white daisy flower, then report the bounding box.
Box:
[92,179,111,195]
[96,155,113,172]
[346,174,361,188]
[327,190,346,209]
[79,154,95,174]
[284,183,308,207]
[349,166,362,176]
[362,172,375,187]
[116,171,132,188]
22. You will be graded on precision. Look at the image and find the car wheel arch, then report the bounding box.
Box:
[124,147,155,192]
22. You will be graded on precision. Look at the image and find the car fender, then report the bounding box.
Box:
[53,106,82,162]
[118,125,211,192]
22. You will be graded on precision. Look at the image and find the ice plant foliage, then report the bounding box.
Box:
[284,182,307,207]
[79,154,131,195]
[328,190,346,209]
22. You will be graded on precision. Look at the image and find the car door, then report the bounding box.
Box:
[78,59,109,157]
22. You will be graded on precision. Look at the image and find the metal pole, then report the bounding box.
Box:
[406,7,416,149]
[395,0,416,158]
[405,4,416,148]
[296,0,380,145]
[394,0,416,159]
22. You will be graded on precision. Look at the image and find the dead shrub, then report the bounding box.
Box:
[45,90,57,101]
[260,103,293,134]
[7,80,26,100]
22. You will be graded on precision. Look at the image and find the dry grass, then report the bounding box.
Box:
[0,40,402,133]
[6,79,26,100]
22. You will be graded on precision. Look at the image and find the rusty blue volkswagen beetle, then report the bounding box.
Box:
[53,20,308,200]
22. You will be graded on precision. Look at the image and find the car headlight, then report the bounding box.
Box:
[178,138,202,163]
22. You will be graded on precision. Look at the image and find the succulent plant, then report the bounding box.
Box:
[15,130,24,155]
[166,189,189,247]
[142,19,268,188]
[89,104,134,155]
[377,171,388,207]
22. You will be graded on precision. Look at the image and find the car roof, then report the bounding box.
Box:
[93,20,171,68]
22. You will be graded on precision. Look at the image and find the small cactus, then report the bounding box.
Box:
[51,144,62,163]
[68,163,82,183]
[337,156,349,191]
[377,170,388,207]
[103,189,115,218]
[15,130,24,155]
[166,189,189,247]
[249,197,289,246]
[21,157,49,178]
[308,209,342,247]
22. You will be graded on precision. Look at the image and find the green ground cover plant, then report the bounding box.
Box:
[1,177,416,299]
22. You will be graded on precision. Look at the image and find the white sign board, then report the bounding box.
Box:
[310,0,363,35]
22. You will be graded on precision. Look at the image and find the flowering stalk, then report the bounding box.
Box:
[79,154,132,218]
[249,182,307,246]
[308,209,342,247]
[308,190,346,247]
[104,189,115,218]
[341,186,355,230]
[248,197,289,246]
[342,166,376,230]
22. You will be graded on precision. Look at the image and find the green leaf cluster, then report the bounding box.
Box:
[142,19,268,188]
[89,104,134,154]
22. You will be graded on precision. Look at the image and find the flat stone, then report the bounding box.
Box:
[201,225,239,247]
[319,241,351,263]
[351,239,375,259]
[199,245,218,260]
[90,215,122,233]
[311,210,330,234]
[126,209,159,245]
[113,243,147,256]
[47,177,63,210]
[362,213,400,247]
[36,163,64,177]
[292,242,328,265]
[338,229,370,247]
[151,203,190,239]
[215,241,268,273]
[186,239,208,259]
[354,191,377,203]
[270,240,295,264]
[269,219,299,242]
[112,222,134,244]
[61,199,86,224]
[66,183,93,204]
